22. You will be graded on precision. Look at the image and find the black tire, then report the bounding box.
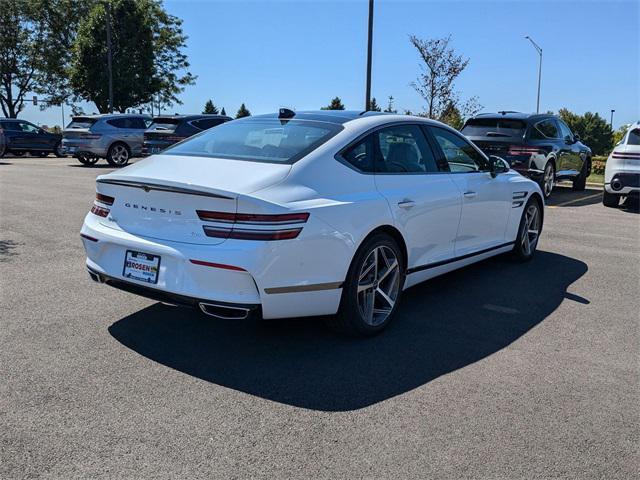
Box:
[106,142,130,167]
[54,142,65,158]
[77,156,99,166]
[538,161,555,198]
[572,158,590,191]
[512,197,542,262]
[602,191,619,208]
[326,233,405,336]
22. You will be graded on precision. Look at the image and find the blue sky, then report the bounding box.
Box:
[25,0,639,129]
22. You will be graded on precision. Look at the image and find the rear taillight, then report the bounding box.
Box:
[80,133,102,139]
[165,136,187,142]
[508,145,540,155]
[197,210,310,241]
[96,192,114,205]
[90,204,109,217]
[90,192,114,217]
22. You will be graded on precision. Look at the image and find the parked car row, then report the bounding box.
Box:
[60,113,232,167]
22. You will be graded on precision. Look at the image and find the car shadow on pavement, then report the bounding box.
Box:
[546,185,603,207]
[109,251,588,412]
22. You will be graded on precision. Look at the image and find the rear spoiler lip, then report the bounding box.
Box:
[96,178,234,200]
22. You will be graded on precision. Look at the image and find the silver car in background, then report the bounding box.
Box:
[62,114,151,167]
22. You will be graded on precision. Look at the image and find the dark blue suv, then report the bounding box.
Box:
[0,118,64,158]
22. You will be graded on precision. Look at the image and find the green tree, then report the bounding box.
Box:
[558,108,614,155]
[369,97,381,112]
[438,101,464,130]
[203,99,219,114]
[70,0,194,113]
[0,0,89,117]
[321,97,345,110]
[236,103,251,118]
[220,107,226,116]
[384,95,397,113]
[409,34,481,120]
[613,124,630,146]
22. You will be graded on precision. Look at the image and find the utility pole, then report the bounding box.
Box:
[365,0,374,111]
[610,109,615,128]
[525,36,542,114]
[106,1,114,114]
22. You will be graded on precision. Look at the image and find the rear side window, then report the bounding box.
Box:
[191,118,226,130]
[67,118,97,129]
[530,120,560,140]
[375,125,438,173]
[628,128,640,145]
[461,118,526,137]
[342,135,375,172]
[1,122,22,131]
[429,126,489,173]
[107,118,130,128]
[164,118,341,163]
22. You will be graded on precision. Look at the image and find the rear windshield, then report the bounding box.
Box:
[628,128,640,146]
[461,118,527,137]
[67,117,97,129]
[148,118,181,131]
[164,118,342,163]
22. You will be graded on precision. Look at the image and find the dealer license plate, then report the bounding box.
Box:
[123,250,161,284]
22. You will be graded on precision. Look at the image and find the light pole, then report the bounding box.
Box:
[365,0,374,111]
[106,1,114,114]
[610,109,615,128]
[525,36,542,114]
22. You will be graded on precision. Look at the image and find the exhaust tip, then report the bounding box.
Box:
[611,179,623,191]
[87,270,104,283]
[199,302,250,320]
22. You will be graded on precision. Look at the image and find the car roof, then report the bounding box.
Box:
[152,114,231,121]
[250,110,390,125]
[0,118,29,122]
[470,111,555,122]
[71,113,151,120]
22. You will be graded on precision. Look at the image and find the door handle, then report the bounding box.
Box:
[397,200,416,209]
[463,191,477,198]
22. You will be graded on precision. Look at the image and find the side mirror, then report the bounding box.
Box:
[573,133,580,142]
[489,155,509,178]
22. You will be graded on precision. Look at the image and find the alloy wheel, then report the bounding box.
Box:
[110,145,129,165]
[543,163,554,196]
[521,204,540,256]
[356,245,401,326]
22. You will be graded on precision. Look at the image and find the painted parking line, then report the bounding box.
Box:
[548,192,602,208]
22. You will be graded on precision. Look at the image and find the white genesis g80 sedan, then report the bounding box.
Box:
[81,110,544,336]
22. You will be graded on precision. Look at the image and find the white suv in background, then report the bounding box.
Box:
[603,122,640,207]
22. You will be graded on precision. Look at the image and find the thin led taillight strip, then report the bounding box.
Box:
[96,192,115,205]
[80,233,99,242]
[203,226,303,241]
[189,259,246,271]
[196,210,309,225]
[612,153,640,158]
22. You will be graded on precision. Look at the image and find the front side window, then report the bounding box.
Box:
[19,122,40,133]
[429,126,489,173]
[1,122,22,131]
[164,118,341,163]
[530,120,560,139]
[627,128,639,146]
[375,125,438,173]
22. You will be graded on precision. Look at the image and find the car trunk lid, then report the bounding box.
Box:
[94,154,291,245]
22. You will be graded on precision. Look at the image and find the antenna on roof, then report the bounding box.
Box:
[279,108,295,119]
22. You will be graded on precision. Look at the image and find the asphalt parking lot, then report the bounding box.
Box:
[1,156,638,479]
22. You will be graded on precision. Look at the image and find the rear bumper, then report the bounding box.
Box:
[62,140,108,158]
[141,140,176,156]
[80,213,347,319]
[604,172,640,195]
